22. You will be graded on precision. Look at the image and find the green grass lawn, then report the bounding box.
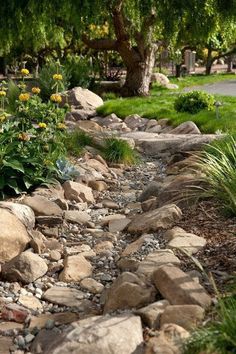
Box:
[97,73,236,134]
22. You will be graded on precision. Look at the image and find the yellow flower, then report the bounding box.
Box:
[57,122,66,130]
[53,74,63,81]
[50,93,62,103]
[0,91,6,97]
[38,122,47,129]
[32,87,41,94]
[19,93,30,102]
[0,114,6,122]
[18,132,30,141]
[21,68,29,76]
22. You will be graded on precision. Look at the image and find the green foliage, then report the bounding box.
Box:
[64,129,94,156]
[174,91,215,114]
[183,296,236,354]
[38,60,69,100]
[195,135,236,216]
[7,80,20,114]
[102,137,139,165]
[0,90,67,198]
[64,55,93,89]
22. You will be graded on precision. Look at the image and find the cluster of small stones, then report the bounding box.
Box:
[0,88,220,354]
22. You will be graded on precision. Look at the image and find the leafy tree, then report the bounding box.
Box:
[1,0,236,96]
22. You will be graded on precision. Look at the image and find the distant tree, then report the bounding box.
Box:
[1,0,236,95]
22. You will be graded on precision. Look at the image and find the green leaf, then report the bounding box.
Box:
[7,179,22,194]
[3,160,25,173]
[23,177,33,189]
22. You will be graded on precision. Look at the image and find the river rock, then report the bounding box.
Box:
[64,210,91,225]
[63,181,94,203]
[80,278,104,294]
[0,209,30,262]
[59,255,93,282]
[44,314,143,354]
[43,286,85,307]
[124,114,148,130]
[62,87,103,110]
[18,295,43,311]
[2,251,48,284]
[103,272,156,313]
[168,121,201,135]
[153,265,211,308]
[127,204,182,234]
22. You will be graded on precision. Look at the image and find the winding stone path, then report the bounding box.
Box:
[184,79,236,96]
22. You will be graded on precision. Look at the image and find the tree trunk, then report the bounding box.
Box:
[205,47,213,75]
[175,64,181,78]
[227,55,233,72]
[121,48,156,96]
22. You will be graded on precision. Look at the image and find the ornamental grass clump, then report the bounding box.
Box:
[102,137,139,165]
[194,135,236,216]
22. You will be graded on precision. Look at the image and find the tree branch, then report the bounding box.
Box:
[112,0,129,41]
[82,34,117,51]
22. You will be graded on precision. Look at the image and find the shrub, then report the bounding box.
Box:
[6,80,20,114]
[102,137,139,165]
[64,55,93,89]
[195,135,236,216]
[174,90,215,114]
[183,295,236,354]
[38,60,69,100]
[0,72,68,198]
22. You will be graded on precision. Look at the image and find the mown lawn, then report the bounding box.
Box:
[97,73,236,134]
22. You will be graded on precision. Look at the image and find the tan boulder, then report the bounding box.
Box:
[2,251,48,284]
[0,202,35,229]
[136,300,169,328]
[80,278,104,294]
[88,180,108,191]
[153,265,211,308]
[109,217,131,233]
[165,227,206,255]
[63,181,94,203]
[104,272,156,313]
[128,204,182,234]
[0,209,30,262]
[160,305,205,331]
[43,286,85,307]
[44,315,143,354]
[168,121,201,135]
[59,255,92,282]
[22,195,63,217]
[64,210,91,225]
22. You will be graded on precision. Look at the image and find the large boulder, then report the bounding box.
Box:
[0,209,30,263]
[0,202,35,229]
[151,73,169,86]
[22,195,63,217]
[44,315,143,354]
[62,87,103,111]
[168,121,201,135]
[63,181,94,203]
[127,204,182,234]
[2,251,48,284]
[103,272,156,313]
[165,227,206,255]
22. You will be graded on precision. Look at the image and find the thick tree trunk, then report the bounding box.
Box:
[175,64,181,78]
[121,48,156,96]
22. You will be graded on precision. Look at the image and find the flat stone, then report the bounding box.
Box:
[29,312,79,330]
[59,255,93,282]
[22,195,63,217]
[160,305,205,331]
[102,199,119,209]
[1,303,29,323]
[153,265,211,308]
[165,227,206,255]
[18,294,43,311]
[137,249,181,277]
[117,257,140,272]
[88,180,108,191]
[0,321,23,334]
[135,300,169,329]
[0,336,13,354]
[64,210,91,225]
[127,204,182,234]
[43,286,85,307]
[109,218,131,233]
[44,314,143,354]
[94,241,114,255]
[168,121,201,135]
[36,216,63,226]
[100,214,126,226]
